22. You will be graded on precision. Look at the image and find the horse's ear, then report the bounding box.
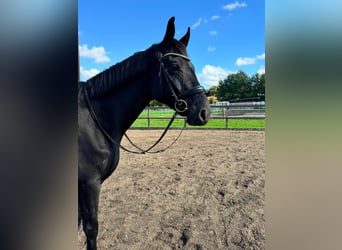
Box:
[180,27,190,47]
[162,16,175,43]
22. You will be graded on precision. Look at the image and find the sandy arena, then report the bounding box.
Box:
[78,130,265,249]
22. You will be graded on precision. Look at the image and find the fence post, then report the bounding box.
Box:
[147,106,150,128]
[225,106,229,129]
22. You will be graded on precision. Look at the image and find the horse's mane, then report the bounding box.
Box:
[85,45,159,97]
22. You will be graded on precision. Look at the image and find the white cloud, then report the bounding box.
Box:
[209,30,218,36]
[191,18,203,29]
[211,15,221,21]
[256,53,265,60]
[198,65,232,87]
[223,1,248,11]
[79,44,110,63]
[208,46,216,52]
[235,57,256,66]
[235,52,265,66]
[257,66,265,75]
[80,66,100,81]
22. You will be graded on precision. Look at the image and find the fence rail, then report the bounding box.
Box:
[131,104,265,129]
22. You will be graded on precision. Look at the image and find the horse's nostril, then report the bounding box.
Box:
[199,109,208,122]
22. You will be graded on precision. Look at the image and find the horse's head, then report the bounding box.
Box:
[151,17,210,126]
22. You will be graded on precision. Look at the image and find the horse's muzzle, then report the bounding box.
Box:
[187,105,210,126]
[199,108,210,124]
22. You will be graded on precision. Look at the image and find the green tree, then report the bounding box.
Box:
[250,73,265,101]
[216,71,253,101]
[207,86,218,97]
[208,96,215,104]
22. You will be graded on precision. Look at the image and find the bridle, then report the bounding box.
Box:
[83,52,205,154]
[159,52,205,113]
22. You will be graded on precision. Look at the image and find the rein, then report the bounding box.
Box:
[83,52,204,154]
[84,83,184,154]
[121,112,186,154]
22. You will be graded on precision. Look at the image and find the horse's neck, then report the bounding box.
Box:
[92,78,151,141]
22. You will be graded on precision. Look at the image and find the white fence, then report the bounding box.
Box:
[132,103,265,129]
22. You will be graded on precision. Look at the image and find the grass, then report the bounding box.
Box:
[131,109,265,129]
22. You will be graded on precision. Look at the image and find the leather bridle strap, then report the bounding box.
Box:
[122,52,205,153]
[121,112,186,154]
[159,53,205,113]
[83,84,185,154]
[180,85,205,98]
[83,84,117,148]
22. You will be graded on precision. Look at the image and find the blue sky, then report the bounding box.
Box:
[79,0,265,88]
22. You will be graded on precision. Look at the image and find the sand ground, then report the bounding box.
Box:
[78,130,265,249]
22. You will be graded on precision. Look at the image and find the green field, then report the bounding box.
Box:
[131,109,265,129]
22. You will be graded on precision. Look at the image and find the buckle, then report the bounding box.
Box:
[175,99,188,113]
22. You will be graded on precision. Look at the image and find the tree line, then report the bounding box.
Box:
[149,70,265,106]
[207,70,265,103]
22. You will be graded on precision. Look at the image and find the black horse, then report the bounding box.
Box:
[78,17,210,250]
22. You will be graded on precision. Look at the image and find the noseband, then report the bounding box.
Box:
[159,53,205,113]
